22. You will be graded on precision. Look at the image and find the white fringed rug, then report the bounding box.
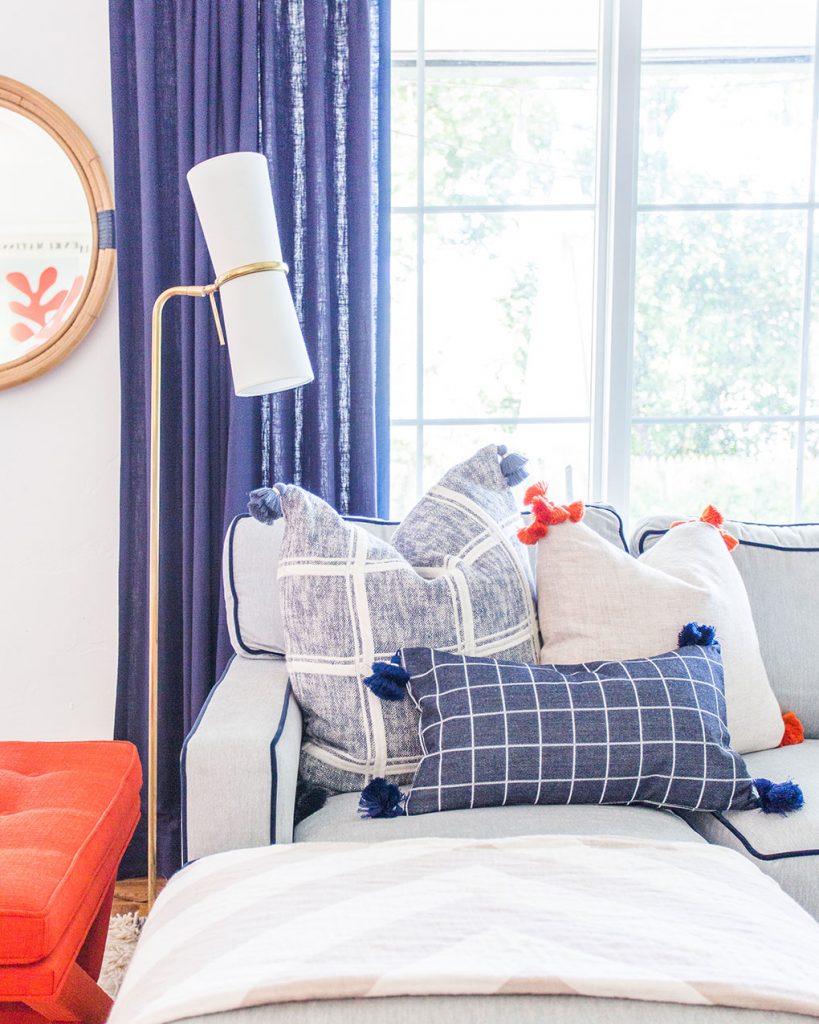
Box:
[100,913,144,997]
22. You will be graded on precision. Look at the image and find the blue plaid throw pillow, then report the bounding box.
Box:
[247,444,539,793]
[361,626,803,818]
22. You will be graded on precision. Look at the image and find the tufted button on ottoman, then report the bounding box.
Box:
[0,741,141,1023]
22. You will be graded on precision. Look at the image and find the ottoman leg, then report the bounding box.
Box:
[24,962,113,1024]
[0,1006,45,1022]
[76,878,116,982]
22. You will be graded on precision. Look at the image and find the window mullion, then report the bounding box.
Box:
[794,0,819,519]
[415,0,426,504]
[590,0,642,518]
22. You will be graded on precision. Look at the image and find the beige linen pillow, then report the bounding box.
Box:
[526,496,784,754]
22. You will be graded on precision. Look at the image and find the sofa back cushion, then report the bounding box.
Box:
[633,517,819,738]
[225,504,627,659]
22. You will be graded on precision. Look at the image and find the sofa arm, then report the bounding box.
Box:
[181,654,302,862]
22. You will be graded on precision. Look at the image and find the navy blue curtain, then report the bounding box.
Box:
[110,0,390,877]
[259,0,390,516]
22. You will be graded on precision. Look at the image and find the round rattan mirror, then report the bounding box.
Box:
[0,77,115,390]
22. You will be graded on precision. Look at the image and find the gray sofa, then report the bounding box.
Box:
[180,505,818,1023]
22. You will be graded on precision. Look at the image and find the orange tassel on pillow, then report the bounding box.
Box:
[518,521,549,545]
[523,481,547,505]
[518,483,585,544]
[672,505,738,552]
[780,711,805,747]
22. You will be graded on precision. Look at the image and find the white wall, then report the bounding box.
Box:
[0,0,120,740]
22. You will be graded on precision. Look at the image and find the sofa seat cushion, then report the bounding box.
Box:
[679,740,819,917]
[294,792,705,844]
[0,741,142,965]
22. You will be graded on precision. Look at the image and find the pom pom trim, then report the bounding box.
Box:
[780,711,805,747]
[498,449,529,487]
[671,505,738,551]
[363,655,410,701]
[248,486,284,525]
[678,622,718,648]
[517,482,584,545]
[358,777,407,819]
[754,777,804,815]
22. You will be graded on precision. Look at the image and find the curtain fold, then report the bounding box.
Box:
[111,0,389,878]
[111,0,264,877]
[259,0,390,514]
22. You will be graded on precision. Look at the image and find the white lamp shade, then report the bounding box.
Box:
[187,152,314,397]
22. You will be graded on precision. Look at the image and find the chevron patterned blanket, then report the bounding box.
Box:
[110,835,819,1023]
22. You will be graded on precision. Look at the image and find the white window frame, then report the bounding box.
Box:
[393,0,819,521]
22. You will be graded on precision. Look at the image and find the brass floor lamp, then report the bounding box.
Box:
[147,152,314,908]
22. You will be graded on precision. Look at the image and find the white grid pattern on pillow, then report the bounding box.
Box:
[402,645,758,816]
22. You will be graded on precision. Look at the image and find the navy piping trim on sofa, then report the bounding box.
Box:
[269,680,294,845]
[230,505,630,656]
[226,514,279,656]
[180,653,237,865]
[228,512,402,657]
[711,812,819,862]
[587,503,629,553]
[720,519,819,529]
[636,526,819,556]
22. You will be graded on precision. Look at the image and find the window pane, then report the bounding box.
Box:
[642,1,815,52]
[633,211,805,419]
[807,227,819,414]
[422,211,594,420]
[640,1,815,205]
[390,214,417,420]
[392,0,417,53]
[638,66,813,205]
[802,425,819,518]
[389,422,590,519]
[392,74,418,207]
[389,424,419,520]
[425,0,598,54]
[422,422,589,505]
[630,421,798,521]
[424,68,597,206]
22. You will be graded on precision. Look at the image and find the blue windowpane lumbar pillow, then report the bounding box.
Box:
[361,626,803,818]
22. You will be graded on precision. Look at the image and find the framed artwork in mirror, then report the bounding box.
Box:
[0,76,115,390]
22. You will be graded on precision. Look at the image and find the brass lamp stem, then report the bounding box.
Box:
[147,260,288,910]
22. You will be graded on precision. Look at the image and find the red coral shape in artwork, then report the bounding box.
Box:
[7,267,83,343]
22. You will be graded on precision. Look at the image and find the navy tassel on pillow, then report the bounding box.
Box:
[754,777,804,815]
[678,622,718,648]
[358,777,406,819]
[497,444,529,487]
[363,655,410,701]
[248,486,283,524]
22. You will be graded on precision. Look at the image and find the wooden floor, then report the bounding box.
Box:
[112,878,166,917]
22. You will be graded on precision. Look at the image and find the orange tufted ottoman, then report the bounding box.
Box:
[0,742,141,1023]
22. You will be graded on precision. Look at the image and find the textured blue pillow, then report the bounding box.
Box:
[397,636,761,816]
